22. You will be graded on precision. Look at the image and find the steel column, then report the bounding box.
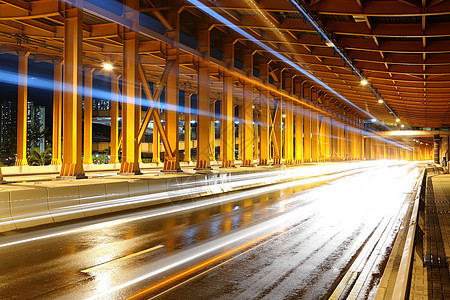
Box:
[119,0,140,174]
[83,67,94,164]
[433,134,440,164]
[303,108,311,162]
[295,105,303,164]
[59,6,85,178]
[15,51,30,166]
[51,60,63,165]
[195,61,211,171]
[152,116,160,162]
[110,74,120,164]
[272,98,282,165]
[311,111,319,162]
[285,99,294,164]
[163,52,181,171]
[221,75,234,167]
[242,50,254,167]
[259,90,270,165]
[184,93,192,162]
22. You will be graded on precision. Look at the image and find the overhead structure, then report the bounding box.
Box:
[0,0,443,180]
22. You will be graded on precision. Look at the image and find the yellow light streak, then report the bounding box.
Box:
[127,231,277,299]
[81,245,164,273]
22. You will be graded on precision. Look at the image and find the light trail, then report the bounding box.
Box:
[81,244,164,273]
[126,231,278,299]
[84,162,420,299]
[0,161,388,248]
[0,162,376,229]
[185,0,376,120]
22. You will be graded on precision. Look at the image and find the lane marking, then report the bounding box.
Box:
[81,245,164,273]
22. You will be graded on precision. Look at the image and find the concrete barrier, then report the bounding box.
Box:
[48,186,82,222]
[0,190,15,232]
[0,162,385,233]
[78,183,108,217]
[10,186,53,229]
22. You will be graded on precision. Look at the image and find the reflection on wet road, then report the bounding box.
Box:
[0,162,421,299]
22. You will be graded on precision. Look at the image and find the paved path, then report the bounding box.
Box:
[410,169,450,300]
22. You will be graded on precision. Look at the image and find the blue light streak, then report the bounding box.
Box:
[185,0,377,120]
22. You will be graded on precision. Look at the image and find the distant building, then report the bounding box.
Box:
[0,100,15,145]
[27,101,46,152]
[93,98,110,110]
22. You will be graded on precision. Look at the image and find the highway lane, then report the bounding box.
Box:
[0,162,421,299]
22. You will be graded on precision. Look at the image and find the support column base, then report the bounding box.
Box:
[50,158,62,165]
[258,158,270,166]
[59,162,86,178]
[119,161,142,175]
[14,158,28,166]
[194,159,213,173]
[221,160,236,168]
[163,159,182,172]
[241,159,255,167]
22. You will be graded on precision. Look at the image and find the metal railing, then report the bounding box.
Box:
[391,167,427,299]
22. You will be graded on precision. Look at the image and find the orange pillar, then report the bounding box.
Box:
[195,61,211,171]
[272,98,283,165]
[83,67,95,164]
[110,74,120,164]
[152,115,160,162]
[184,93,192,162]
[51,60,63,165]
[163,48,181,171]
[311,111,319,162]
[59,6,85,178]
[209,101,216,161]
[285,99,294,164]
[119,0,140,174]
[15,51,30,166]
[221,39,235,167]
[242,50,254,167]
[303,108,311,162]
[259,90,270,166]
[295,105,303,163]
[221,75,235,167]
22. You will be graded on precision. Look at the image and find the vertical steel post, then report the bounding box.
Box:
[119,0,141,174]
[242,50,254,166]
[59,6,85,178]
[83,67,95,164]
[110,74,120,164]
[51,60,63,165]
[184,93,192,162]
[295,105,303,164]
[15,51,30,166]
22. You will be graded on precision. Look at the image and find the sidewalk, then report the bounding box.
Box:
[409,169,450,299]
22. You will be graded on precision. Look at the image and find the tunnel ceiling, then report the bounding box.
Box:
[0,0,449,129]
[199,0,450,128]
[307,0,450,129]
